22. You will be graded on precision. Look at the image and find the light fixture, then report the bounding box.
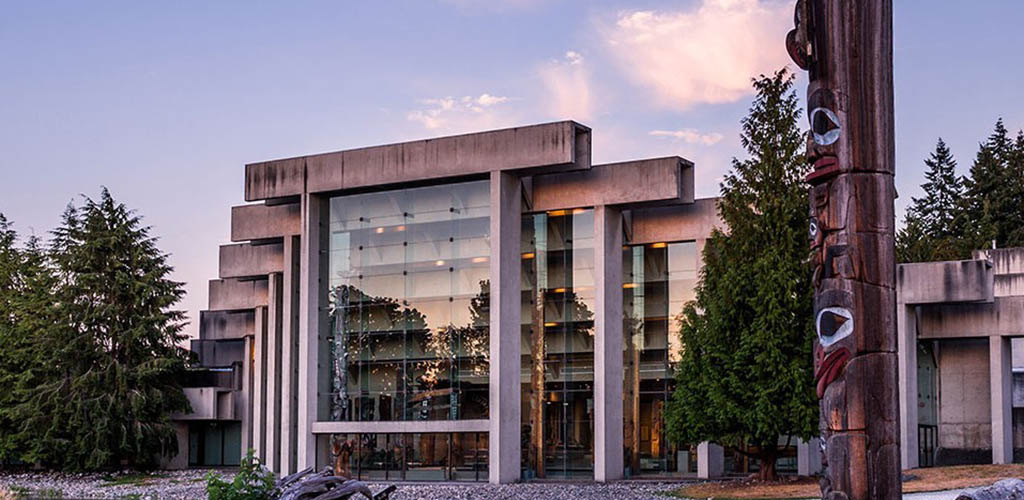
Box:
[435,260,445,266]
[651,242,667,248]
[572,208,586,215]
[521,252,535,259]
[471,257,488,263]
[553,287,566,293]
[544,322,557,327]
[375,227,384,234]
[623,283,638,289]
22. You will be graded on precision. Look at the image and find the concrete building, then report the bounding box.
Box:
[899,247,1024,469]
[166,120,831,482]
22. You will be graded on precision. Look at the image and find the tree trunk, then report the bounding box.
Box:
[758,450,778,482]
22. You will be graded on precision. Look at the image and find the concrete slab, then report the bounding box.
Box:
[231,202,301,242]
[531,157,691,211]
[208,278,268,311]
[628,198,721,245]
[219,242,284,279]
[897,260,993,305]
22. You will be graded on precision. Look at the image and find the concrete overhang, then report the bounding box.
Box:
[174,387,236,421]
[231,202,301,242]
[199,310,256,340]
[208,278,269,312]
[627,198,722,245]
[529,156,692,212]
[917,296,1024,339]
[218,242,283,279]
[897,259,994,305]
[245,121,592,201]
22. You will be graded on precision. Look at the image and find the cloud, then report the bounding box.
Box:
[649,128,724,146]
[538,51,594,121]
[407,93,515,131]
[605,0,792,110]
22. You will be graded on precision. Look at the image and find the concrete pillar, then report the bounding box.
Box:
[240,334,254,456]
[488,171,521,484]
[252,306,268,461]
[990,335,1012,464]
[897,304,919,469]
[697,441,723,479]
[296,195,324,471]
[797,438,822,476]
[279,235,300,475]
[677,450,691,477]
[265,272,283,472]
[593,205,623,482]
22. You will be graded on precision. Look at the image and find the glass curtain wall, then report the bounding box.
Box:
[322,180,490,423]
[520,208,595,480]
[622,241,698,477]
[314,432,488,481]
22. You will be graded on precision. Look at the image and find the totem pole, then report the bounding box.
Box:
[786,1,900,498]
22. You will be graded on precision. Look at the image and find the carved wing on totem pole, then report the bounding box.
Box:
[786,1,900,499]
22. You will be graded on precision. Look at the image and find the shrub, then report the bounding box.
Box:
[206,450,276,500]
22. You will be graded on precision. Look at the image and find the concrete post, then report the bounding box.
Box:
[240,334,254,455]
[677,450,691,477]
[593,205,623,482]
[990,335,1012,464]
[488,171,522,484]
[296,195,324,471]
[252,306,268,461]
[697,441,723,479]
[278,236,300,475]
[265,272,283,472]
[897,304,919,469]
[797,438,822,476]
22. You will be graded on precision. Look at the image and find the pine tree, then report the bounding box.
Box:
[959,119,1018,250]
[665,69,817,481]
[895,139,966,262]
[9,189,192,470]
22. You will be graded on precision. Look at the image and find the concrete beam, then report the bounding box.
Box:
[994,274,1024,298]
[489,171,521,484]
[697,442,723,479]
[198,310,255,340]
[897,259,993,305]
[219,243,284,279]
[898,304,919,469]
[208,278,268,312]
[175,388,231,420]
[990,336,1013,464]
[918,297,1024,339]
[628,198,721,245]
[973,248,1024,276]
[593,205,623,482]
[246,121,591,200]
[311,419,490,434]
[531,157,692,211]
[231,202,301,242]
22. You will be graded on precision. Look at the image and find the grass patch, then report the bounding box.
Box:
[671,463,1024,499]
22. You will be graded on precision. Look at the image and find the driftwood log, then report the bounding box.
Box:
[274,466,397,500]
[955,479,1024,500]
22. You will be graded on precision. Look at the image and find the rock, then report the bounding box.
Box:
[955,478,1024,500]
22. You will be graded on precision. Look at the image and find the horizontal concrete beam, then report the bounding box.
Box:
[973,248,1024,276]
[208,278,269,311]
[531,157,692,211]
[174,387,235,420]
[995,274,1024,298]
[200,310,256,340]
[897,259,994,305]
[231,203,301,242]
[628,197,721,245]
[245,121,591,201]
[918,296,1024,339]
[219,243,283,279]
[310,419,489,434]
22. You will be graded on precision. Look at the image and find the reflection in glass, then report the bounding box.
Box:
[314,433,488,482]
[622,241,697,477]
[520,209,595,480]
[322,181,490,422]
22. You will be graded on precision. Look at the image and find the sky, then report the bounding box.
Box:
[2,0,1023,338]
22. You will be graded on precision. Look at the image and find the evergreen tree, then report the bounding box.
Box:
[9,189,191,470]
[959,119,1022,250]
[665,69,817,481]
[895,139,966,262]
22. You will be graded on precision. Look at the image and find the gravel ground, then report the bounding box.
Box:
[0,469,231,500]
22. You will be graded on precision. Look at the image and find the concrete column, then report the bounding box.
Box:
[488,171,521,484]
[240,334,254,456]
[296,194,324,471]
[797,438,822,476]
[278,235,300,475]
[252,306,268,461]
[990,335,1012,464]
[697,441,723,479]
[897,304,919,469]
[593,205,623,482]
[265,272,283,472]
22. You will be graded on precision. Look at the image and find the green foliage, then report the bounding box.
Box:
[0,188,191,470]
[665,69,817,478]
[896,139,967,262]
[206,450,276,500]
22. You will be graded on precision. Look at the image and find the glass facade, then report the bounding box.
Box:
[315,432,489,481]
[520,208,596,479]
[322,180,491,422]
[622,241,698,477]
